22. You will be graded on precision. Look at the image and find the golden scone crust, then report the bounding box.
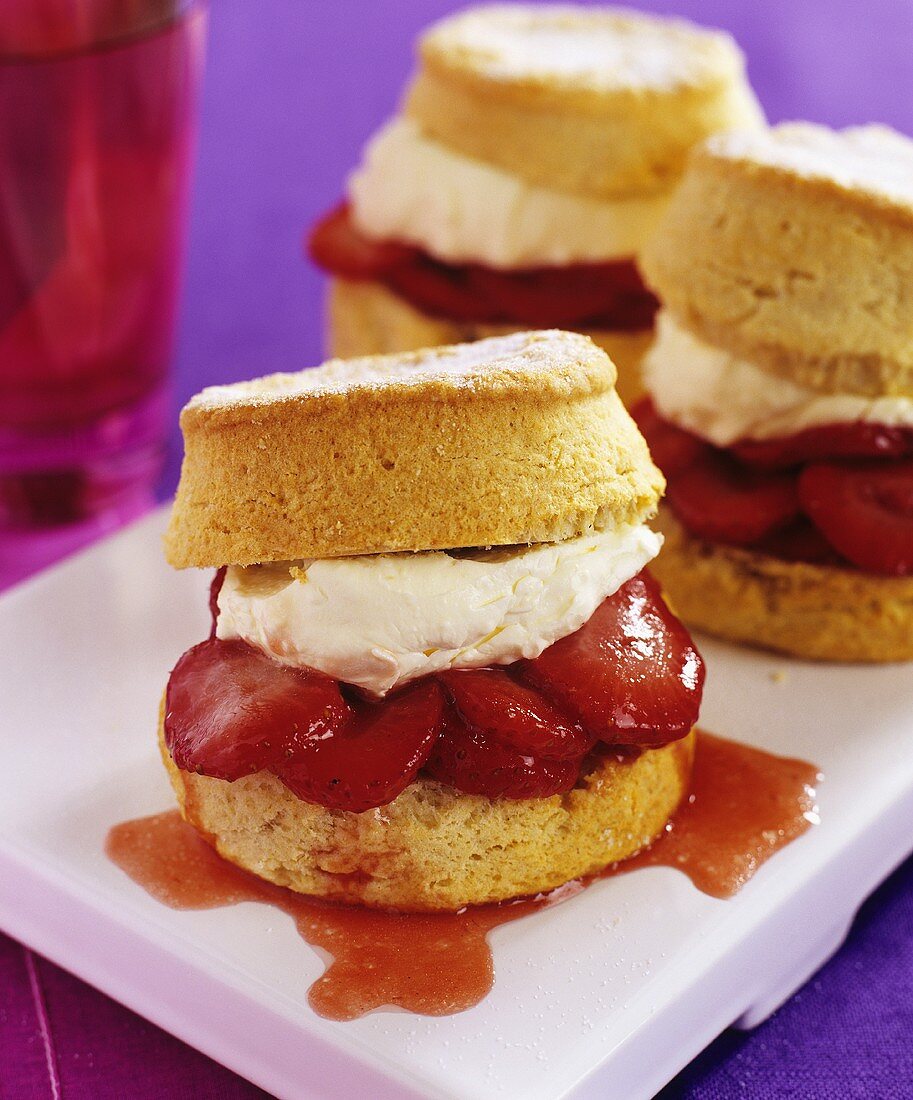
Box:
[404,4,763,201]
[642,124,913,397]
[651,510,913,663]
[165,330,663,568]
[327,276,653,408]
[159,716,694,911]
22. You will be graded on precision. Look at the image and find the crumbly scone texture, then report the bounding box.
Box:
[404,3,764,201]
[159,715,694,911]
[328,276,653,408]
[165,328,663,568]
[642,124,913,397]
[652,510,913,663]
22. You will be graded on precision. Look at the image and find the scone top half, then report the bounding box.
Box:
[635,124,913,660]
[166,330,661,565]
[307,4,764,402]
[162,331,704,836]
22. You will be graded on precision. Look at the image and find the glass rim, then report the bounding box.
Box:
[0,0,207,65]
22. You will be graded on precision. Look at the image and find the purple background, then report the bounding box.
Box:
[5,1,913,1097]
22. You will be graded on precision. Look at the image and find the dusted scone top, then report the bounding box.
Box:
[165,330,663,568]
[404,3,764,201]
[642,123,913,397]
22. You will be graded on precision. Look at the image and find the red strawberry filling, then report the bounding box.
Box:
[633,398,913,575]
[307,203,658,332]
[164,570,704,812]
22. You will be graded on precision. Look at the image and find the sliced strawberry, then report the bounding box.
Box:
[466,260,658,329]
[307,204,658,329]
[278,680,444,813]
[307,202,415,280]
[755,518,843,566]
[438,668,593,760]
[799,460,913,575]
[386,259,492,323]
[631,398,713,477]
[732,422,913,470]
[424,710,580,800]
[666,451,801,546]
[164,639,350,782]
[520,572,704,746]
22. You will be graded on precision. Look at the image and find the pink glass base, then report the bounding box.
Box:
[0,387,166,591]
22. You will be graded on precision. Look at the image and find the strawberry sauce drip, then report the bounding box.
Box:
[165,571,704,811]
[307,203,658,331]
[633,398,913,575]
[107,731,820,1020]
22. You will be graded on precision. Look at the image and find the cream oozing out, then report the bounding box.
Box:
[348,117,669,268]
[644,311,913,447]
[216,523,662,696]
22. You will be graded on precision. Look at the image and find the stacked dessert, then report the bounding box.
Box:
[161,331,704,911]
[308,4,763,404]
[637,123,913,662]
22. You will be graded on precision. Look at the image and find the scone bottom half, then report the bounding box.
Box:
[161,332,704,910]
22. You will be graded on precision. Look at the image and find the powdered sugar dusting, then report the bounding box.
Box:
[426,4,744,92]
[189,330,599,409]
[708,123,913,210]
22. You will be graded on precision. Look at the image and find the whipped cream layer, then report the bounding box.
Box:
[216,524,661,696]
[348,117,669,268]
[644,311,913,447]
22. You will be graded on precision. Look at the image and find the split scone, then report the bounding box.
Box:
[307,4,763,406]
[162,331,705,911]
[636,124,913,662]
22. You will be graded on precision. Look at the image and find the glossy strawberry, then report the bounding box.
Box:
[165,638,350,781]
[631,398,713,477]
[732,422,913,469]
[439,668,593,760]
[424,710,580,799]
[520,572,704,745]
[755,518,842,566]
[278,680,445,812]
[665,451,800,546]
[307,202,415,280]
[799,460,913,575]
[308,204,658,328]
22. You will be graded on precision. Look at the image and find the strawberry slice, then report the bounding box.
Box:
[631,398,712,477]
[307,203,415,280]
[732,422,913,470]
[519,572,704,745]
[438,668,594,760]
[165,639,350,782]
[798,460,913,575]
[666,451,801,546]
[278,680,444,812]
[424,710,580,800]
[466,260,658,329]
[755,518,843,565]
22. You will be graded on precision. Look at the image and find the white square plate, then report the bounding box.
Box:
[2,507,912,1100]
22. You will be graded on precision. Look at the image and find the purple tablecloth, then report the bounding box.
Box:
[4,2,913,1096]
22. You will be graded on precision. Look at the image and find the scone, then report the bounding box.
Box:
[636,124,913,662]
[307,4,763,406]
[161,330,705,911]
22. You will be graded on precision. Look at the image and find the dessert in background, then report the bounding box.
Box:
[637,123,913,662]
[308,4,763,405]
[160,330,704,911]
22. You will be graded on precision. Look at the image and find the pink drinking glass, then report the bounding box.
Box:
[0,0,206,583]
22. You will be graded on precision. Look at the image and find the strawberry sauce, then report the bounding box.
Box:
[106,731,820,1021]
[633,398,913,575]
[307,203,658,331]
